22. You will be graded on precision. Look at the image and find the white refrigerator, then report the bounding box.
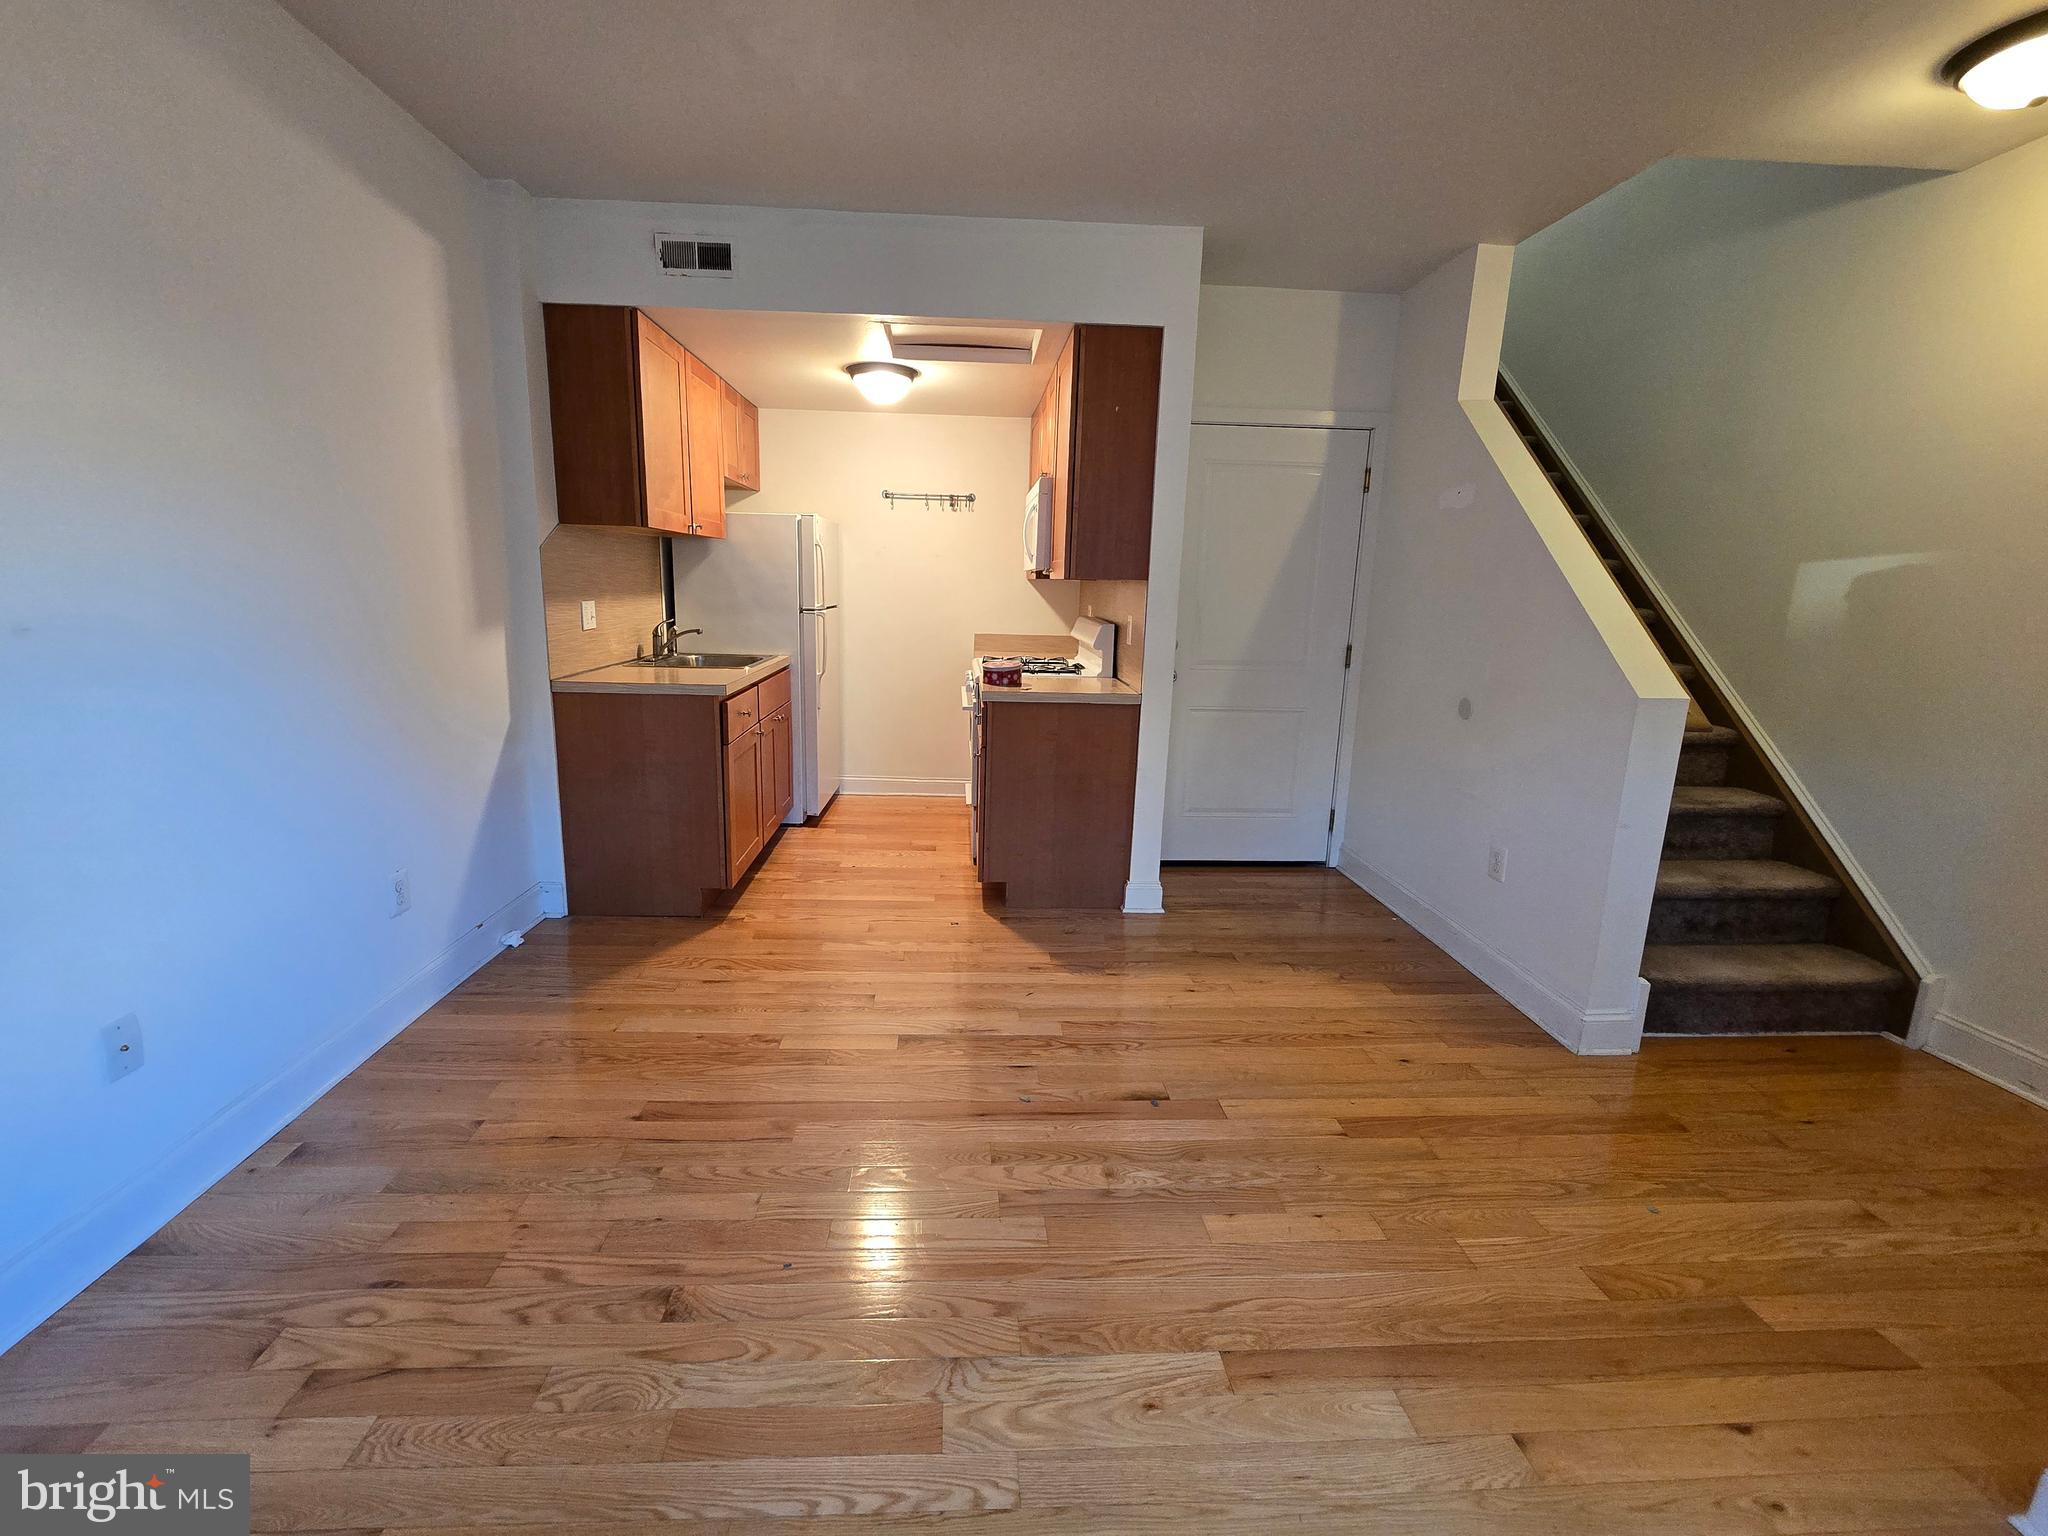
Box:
[670,513,843,819]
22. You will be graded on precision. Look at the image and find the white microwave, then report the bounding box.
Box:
[1022,473,1053,574]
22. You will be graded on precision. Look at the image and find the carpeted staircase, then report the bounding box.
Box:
[1498,378,1914,1036]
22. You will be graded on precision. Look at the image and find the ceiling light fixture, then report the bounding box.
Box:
[1943,9,2048,109]
[844,360,919,406]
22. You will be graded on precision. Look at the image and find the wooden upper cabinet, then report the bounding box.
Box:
[543,304,761,538]
[735,394,761,490]
[1050,334,1075,578]
[634,316,692,534]
[719,380,743,486]
[718,381,762,491]
[1028,374,1056,488]
[684,351,726,540]
[544,304,687,533]
[1028,324,1162,581]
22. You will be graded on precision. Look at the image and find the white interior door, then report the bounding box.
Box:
[1164,425,1372,861]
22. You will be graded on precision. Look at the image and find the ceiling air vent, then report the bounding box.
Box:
[654,234,734,277]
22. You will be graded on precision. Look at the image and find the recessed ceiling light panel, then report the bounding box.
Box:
[1943,9,2048,109]
[884,322,1042,365]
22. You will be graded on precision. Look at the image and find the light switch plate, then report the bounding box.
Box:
[103,1014,144,1082]
[579,599,598,631]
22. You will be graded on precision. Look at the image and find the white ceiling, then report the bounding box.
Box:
[644,309,1069,416]
[275,0,2048,291]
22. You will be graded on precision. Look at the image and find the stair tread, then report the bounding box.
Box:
[1657,859,1841,899]
[1669,785,1785,816]
[1683,724,1739,745]
[1642,943,1905,991]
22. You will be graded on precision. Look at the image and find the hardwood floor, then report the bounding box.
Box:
[7,796,2047,1532]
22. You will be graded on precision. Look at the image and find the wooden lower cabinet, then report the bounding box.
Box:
[554,670,795,916]
[724,725,765,887]
[976,701,1139,909]
[762,705,795,825]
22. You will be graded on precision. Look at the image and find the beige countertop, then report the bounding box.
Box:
[979,674,1139,705]
[972,640,1138,706]
[552,652,791,698]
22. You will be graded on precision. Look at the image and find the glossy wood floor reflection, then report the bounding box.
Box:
[9,798,2048,1533]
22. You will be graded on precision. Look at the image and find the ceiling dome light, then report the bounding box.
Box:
[844,360,919,406]
[1944,10,2048,109]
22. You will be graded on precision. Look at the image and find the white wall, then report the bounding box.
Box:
[0,0,548,1347]
[1194,285,1401,425]
[530,198,1203,910]
[715,410,1076,792]
[1502,149,2048,1102]
[1339,246,1687,1054]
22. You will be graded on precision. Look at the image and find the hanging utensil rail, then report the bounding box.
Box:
[881,490,977,509]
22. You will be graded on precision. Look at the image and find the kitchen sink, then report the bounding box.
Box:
[625,652,768,669]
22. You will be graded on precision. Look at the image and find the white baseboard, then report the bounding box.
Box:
[839,776,966,797]
[1925,1010,2048,1110]
[1335,843,1642,1056]
[1123,880,1165,915]
[0,880,555,1355]
[539,879,567,918]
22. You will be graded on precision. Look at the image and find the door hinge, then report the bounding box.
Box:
[1362,465,1372,494]
[1343,643,1353,669]
[1329,807,1337,831]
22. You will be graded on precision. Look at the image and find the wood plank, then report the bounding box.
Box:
[666,1403,943,1459]
[1223,1327,1920,1390]
[1397,1368,2024,1435]
[250,1454,1020,1527]
[89,1416,373,1470]
[254,1318,1023,1371]
[1014,1438,1533,1507]
[1517,1409,2048,1487]
[945,1382,1413,1451]
[345,1412,673,1467]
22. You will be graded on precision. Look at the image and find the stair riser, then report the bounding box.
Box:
[1663,813,1778,859]
[1675,741,1732,786]
[1644,986,1898,1036]
[1647,895,1833,946]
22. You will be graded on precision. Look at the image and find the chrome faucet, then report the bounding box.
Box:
[648,620,703,660]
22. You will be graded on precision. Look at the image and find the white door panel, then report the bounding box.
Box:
[1164,425,1371,861]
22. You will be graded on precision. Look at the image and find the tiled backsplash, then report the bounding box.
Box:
[1079,579,1146,688]
[539,525,665,678]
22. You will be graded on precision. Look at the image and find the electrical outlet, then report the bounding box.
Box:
[391,868,412,917]
[1487,845,1508,883]
[579,599,597,631]
[103,1014,144,1082]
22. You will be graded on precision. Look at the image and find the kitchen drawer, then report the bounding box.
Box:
[723,685,760,741]
[757,666,791,719]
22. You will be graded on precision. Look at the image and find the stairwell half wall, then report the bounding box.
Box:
[1502,149,2048,1105]
[1337,246,1688,1055]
